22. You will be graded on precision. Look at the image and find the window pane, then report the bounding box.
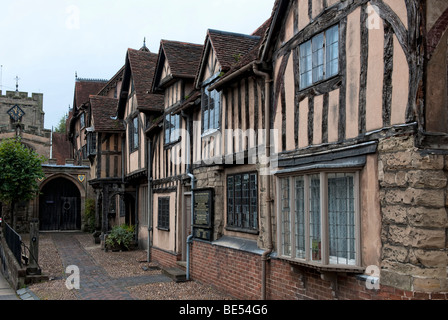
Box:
[309,175,321,263]
[235,175,242,228]
[299,41,312,89]
[242,174,250,229]
[325,25,339,78]
[295,177,306,259]
[281,178,291,257]
[212,90,220,130]
[165,114,170,144]
[328,173,356,266]
[228,173,258,231]
[227,176,235,227]
[250,174,258,230]
[312,33,324,83]
[133,117,139,149]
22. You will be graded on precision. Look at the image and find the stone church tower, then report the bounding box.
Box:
[0,89,52,158]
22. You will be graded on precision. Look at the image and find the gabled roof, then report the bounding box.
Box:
[195,29,261,88]
[97,66,125,97]
[198,14,274,91]
[73,78,108,110]
[90,96,124,132]
[153,40,204,91]
[117,48,164,118]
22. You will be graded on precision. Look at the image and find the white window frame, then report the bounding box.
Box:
[276,170,361,269]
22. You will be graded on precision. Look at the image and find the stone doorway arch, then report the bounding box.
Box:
[39,176,82,231]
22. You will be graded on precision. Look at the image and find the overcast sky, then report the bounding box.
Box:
[0,0,274,129]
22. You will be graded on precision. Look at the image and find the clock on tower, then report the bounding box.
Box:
[7,105,25,122]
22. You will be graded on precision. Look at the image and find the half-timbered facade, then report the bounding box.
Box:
[188,0,448,300]
[149,40,203,266]
[116,45,164,248]
[63,0,448,301]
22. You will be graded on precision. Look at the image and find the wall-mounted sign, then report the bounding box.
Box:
[193,188,214,241]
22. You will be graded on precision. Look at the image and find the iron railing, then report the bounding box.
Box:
[4,222,22,266]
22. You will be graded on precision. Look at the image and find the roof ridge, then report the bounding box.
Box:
[162,39,203,47]
[208,29,260,40]
[76,78,108,83]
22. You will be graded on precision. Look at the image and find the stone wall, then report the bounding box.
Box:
[378,133,448,292]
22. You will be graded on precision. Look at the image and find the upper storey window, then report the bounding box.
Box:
[202,84,221,134]
[299,25,339,90]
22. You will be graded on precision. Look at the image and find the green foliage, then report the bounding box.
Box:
[105,224,135,251]
[0,138,46,205]
[54,114,68,134]
[84,198,96,233]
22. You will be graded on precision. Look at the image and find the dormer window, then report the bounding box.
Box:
[299,25,339,90]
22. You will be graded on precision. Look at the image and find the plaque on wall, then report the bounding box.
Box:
[193,188,214,241]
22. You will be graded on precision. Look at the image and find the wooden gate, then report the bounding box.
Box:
[39,178,81,231]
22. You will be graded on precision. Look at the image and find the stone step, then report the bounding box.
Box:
[162,267,187,283]
[176,261,187,270]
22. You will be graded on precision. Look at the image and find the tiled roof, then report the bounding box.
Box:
[207,29,261,72]
[74,79,108,109]
[161,40,204,79]
[216,17,273,84]
[90,95,124,132]
[127,48,164,110]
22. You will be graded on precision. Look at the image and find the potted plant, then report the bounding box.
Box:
[312,239,321,261]
[105,224,136,252]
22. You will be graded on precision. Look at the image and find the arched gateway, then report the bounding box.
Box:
[39,177,82,231]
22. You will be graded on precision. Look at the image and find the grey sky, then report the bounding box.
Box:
[0,0,274,129]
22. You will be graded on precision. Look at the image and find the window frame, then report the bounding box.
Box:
[80,112,86,129]
[164,112,181,146]
[299,24,340,90]
[157,197,170,231]
[226,171,259,234]
[201,84,221,135]
[276,170,361,270]
[130,116,139,153]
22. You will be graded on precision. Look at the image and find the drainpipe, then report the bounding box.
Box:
[182,111,195,281]
[186,173,195,281]
[147,137,153,262]
[253,63,273,300]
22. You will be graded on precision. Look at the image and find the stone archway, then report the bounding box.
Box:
[39,177,82,231]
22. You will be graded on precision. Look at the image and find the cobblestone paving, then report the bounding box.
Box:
[51,233,171,300]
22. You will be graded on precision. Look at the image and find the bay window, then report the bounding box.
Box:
[277,171,360,267]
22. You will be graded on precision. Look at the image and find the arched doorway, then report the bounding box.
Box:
[39,177,81,231]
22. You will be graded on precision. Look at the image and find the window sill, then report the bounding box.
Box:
[225,226,259,235]
[201,128,221,139]
[157,227,170,232]
[278,256,365,274]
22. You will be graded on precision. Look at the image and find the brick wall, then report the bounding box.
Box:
[151,246,181,269]
[191,239,448,300]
